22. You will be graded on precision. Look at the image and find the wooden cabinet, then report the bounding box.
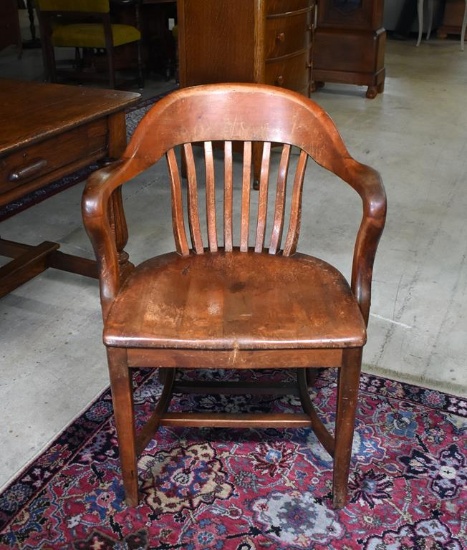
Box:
[313,0,386,98]
[176,0,315,97]
[0,0,21,52]
[438,0,467,39]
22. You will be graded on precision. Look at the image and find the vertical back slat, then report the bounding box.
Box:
[166,148,189,256]
[254,141,271,252]
[184,143,204,254]
[224,141,234,252]
[240,141,252,252]
[269,144,291,255]
[283,149,308,256]
[204,141,218,252]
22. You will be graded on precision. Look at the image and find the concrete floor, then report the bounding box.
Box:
[1,32,466,492]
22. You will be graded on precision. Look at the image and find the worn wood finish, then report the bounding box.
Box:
[82,83,387,509]
[313,0,386,99]
[0,79,140,298]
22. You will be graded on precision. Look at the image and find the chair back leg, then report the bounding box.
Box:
[136,40,144,88]
[38,24,57,81]
[106,47,117,90]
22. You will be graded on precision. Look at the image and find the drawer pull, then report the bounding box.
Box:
[8,158,48,182]
[275,75,284,86]
[276,32,285,43]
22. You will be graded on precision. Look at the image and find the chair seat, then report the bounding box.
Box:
[104,250,366,350]
[53,23,141,48]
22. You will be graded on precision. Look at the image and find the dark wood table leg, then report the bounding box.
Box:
[0,237,98,298]
[0,239,58,298]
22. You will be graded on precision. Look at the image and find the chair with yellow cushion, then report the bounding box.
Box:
[36,0,144,89]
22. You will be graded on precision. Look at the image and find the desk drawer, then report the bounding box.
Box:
[265,49,311,94]
[0,120,107,196]
[266,11,312,59]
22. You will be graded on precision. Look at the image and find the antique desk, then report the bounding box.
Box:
[0,79,140,298]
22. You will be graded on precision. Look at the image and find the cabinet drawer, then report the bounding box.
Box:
[266,11,312,59]
[0,120,107,196]
[265,50,311,94]
[267,0,313,16]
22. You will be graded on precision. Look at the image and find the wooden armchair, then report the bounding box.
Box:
[36,0,144,89]
[82,83,387,509]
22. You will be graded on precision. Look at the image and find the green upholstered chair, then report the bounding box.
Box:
[36,0,144,89]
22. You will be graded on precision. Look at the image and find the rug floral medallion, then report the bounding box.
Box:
[0,369,465,549]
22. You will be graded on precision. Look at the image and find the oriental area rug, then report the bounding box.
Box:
[0,369,465,549]
[0,90,177,223]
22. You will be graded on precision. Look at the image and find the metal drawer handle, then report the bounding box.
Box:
[275,75,284,86]
[276,32,285,42]
[8,158,48,182]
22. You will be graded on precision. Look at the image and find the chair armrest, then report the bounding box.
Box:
[346,160,387,325]
[82,159,133,318]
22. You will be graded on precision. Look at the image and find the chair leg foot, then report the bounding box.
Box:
[332,491,347,510]
[124,483,140,507]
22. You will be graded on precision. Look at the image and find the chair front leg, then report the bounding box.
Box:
[332,347,362,509]
[107,346,139,506]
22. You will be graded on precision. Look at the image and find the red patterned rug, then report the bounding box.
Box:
[0,369,465,549]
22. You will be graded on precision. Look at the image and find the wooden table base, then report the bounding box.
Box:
[0,237,98,298]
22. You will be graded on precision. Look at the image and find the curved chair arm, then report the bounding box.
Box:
[344,159,387,325]
[82,159,138,318]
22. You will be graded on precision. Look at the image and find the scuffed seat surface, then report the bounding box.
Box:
[104,250,366,350]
